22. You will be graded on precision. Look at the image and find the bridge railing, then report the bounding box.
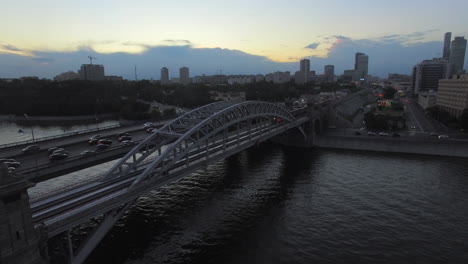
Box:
[0,124,122,150]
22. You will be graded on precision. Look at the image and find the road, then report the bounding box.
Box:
[402,98,436,133]
[2,121,169,176]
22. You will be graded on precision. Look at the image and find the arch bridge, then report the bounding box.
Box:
[28,100,316,264]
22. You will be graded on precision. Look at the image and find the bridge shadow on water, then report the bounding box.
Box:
[47,143,318,264]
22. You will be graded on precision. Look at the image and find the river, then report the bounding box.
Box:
[3,123,467,264]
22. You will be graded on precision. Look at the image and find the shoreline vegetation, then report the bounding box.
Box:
[0,78,358,122]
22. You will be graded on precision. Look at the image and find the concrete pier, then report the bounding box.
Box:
[0,164,46,264]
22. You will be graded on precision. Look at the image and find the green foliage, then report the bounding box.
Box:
[163,108,177,118]
[459,109,468,129]
[382,87,397,99]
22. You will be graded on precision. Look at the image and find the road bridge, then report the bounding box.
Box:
[1,100,331,264]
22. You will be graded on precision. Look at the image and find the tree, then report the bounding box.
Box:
[383,87,397,99]
[460,109,468,129]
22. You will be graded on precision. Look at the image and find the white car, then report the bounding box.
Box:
[378,132,389,136]
[438,135,449,139]
[143,122,154,128]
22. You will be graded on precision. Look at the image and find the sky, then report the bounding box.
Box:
[1,0,468,79]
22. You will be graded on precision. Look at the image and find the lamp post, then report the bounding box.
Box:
[24,114,35,142]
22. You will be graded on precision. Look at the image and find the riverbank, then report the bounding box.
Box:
[314,135,468,158]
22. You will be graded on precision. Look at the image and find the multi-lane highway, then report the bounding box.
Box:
[1,121,169,181]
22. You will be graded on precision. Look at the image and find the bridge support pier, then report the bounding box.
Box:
[0,164,47,264]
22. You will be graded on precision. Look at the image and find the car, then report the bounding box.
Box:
[4,161,20,168]
[98,139,112,145]
[96,143,110,151]
[438,135,449,139]
[367,132,376,136]
[0,158,16,163]
[89,134,101,140]
[430,133,438,137]
[52,149,69,155]
[7,167,16,173]
[118,135,132,142]
[121,140,135,146]
[355,131,361,136]
[143,122,154,128]
[49,153,68,161]
[410,125,416,129]
[48,147,63,154]
[117,132,130,138]
[22,145,40,153]
[48,147,65,154]
[80,150,96,156]
[88,138,99,145]
[392,133,401,138]
[378,132,389,136]
[146,127,156,133]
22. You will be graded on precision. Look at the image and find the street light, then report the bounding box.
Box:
[24,114,35,142]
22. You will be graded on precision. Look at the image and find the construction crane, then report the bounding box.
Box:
[88,56,97,64]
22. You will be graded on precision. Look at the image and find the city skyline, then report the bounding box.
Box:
[1,0,468,79]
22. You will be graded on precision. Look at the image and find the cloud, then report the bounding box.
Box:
[304,43,319,49]
[0,42,35,57]
[162,39,192,45]
[31,57,54,63]
[1,29,466,79]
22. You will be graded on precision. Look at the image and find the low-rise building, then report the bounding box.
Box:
[210,91,246,101]
[417,90,438,109]
[437,74,468,118]
[54,71,78,81]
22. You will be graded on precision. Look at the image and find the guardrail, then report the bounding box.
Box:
[0,124,122,150]
[20,143,138,175]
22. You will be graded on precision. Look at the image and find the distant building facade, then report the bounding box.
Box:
[160,67,169,84]
[294,71,305,85]
[210,91,246,101]
[449,36,467,75]
[324,65,334,82]
[193,75,228,85]
[443,32,452,61]
[417,90,438,109]
[273,71,290,83]
[411,58,450,94]
[179,67,190,84]
[354,52,369,80]
[300,59,310,83]
[54,71,78,81]
[437,74,468,118]
[78,64,105,81]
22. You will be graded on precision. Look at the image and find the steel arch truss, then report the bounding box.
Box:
[103,101,297,184]
[64,101,306,263]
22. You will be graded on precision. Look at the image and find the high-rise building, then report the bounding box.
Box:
[354,52,364,70]
[78,64,105,81]
[443,32,452,60]
[180,67,190,84]
[324,65,335,82]
[354,52,369,80]
[160,67,169,84]
[300,59,310,83]
[412,58,450,94]
[449,36,467,75]
[437,74,468,118]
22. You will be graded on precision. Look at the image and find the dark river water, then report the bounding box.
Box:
[54,144,467,264]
